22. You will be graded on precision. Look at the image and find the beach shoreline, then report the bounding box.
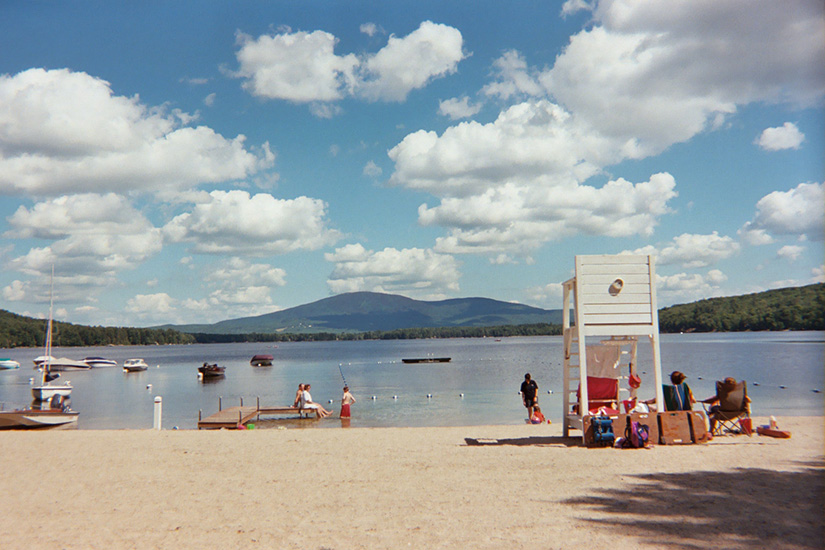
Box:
[1,415,822,549]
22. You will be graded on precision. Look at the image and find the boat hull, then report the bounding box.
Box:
[47,358,92,371]
[0,408,78,430]
[0,359,20,369]
[401,357,452,363]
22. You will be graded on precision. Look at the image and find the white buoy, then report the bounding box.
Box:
[427,394,433,398]
[459,393,464,397]
[753,382,760,386]
[146,384,152,390]
[393,395,398,400]
[371,395,377,400]
[328,399,333,404]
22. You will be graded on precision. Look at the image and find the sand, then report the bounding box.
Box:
[1,416,822,550]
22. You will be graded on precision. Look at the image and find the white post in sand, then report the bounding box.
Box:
[153,396,162,430]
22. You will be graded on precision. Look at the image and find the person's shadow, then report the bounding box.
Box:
[564,461,824,549]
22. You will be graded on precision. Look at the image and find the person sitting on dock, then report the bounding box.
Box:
[293,383,304,408]
[302,384,333,418]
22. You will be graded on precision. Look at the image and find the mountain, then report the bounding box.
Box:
[165,292,563,334]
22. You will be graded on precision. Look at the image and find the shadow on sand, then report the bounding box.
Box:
[564,460,825,550]
[464,436,580,447]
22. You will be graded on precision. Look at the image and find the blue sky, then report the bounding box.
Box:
[1,0,822,327]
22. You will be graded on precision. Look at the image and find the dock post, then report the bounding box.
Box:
[153,396,162,430]
[219,396,222,411]
[240,396,244,407]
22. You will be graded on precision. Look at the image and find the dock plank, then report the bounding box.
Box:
[197,404,316,429]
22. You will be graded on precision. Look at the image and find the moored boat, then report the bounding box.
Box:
[83,356,118,368]
[32,267,75,403]
[46,357,92,371]
[123,358,149,372]
[0,402,78,430]
[198,362,225,378]
[402,357,452,364]
[250,354,274,366]
[0,358,20,370]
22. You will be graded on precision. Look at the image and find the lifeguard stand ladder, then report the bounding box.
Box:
[562,255,665,440]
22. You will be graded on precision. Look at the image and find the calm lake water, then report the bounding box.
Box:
[1,332,822,429]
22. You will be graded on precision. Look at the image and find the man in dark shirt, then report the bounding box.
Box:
[520,373,539,418]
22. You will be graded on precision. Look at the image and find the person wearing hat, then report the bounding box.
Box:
[702,377,751,433]
[644,371,695,411]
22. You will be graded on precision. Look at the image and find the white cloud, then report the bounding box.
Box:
[363,160,383,178]
[126,293,177,315]
[4,194,162,296]
[203,92,216,106]
[438,96,482,120]
[541,0,824,156]
[755,122,805,151]
[777,244,804,261]
[204,257,287,288]
[0,68,273,197]
[739,182,824,242]
[163,190,341,255]
[626,232,740,269]
[482,50,543,101]
[360,23,382,37]
[656,269,728,304]
[233,21,466,108]
[325,243,461,299]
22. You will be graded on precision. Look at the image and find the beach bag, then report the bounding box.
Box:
[623,418,650,448]
[592,416,614,446]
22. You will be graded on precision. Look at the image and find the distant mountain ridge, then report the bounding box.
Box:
[165,291,563,335]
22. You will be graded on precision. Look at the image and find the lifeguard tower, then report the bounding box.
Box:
[562,254,664,440]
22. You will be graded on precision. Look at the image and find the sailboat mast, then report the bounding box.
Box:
[43,266,54,385]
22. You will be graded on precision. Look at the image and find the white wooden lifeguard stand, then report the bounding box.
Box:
[562,254,664,440]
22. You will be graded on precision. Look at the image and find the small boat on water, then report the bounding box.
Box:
[402,357,452,364]
[250,354,274,366]
[198,362,225,379]
[0,401,78,430]
[45,357,92,371]
[84,356,118,368]
[0,358,20,370]
[123,358,149,372]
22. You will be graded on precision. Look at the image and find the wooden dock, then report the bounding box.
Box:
[197,398,316,429]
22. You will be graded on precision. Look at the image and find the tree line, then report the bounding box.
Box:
[0,309,195,349]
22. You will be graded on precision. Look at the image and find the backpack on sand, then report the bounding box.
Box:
[623,418,650,448]
[591,416,615,446]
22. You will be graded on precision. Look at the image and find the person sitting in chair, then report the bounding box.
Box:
[702,377,751,434]
[643,371,696,411]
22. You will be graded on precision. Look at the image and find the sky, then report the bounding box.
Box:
[0,0,823,328]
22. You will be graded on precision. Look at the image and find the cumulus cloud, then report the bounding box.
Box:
[363,160,383,178]
[657,269,728,304]
[163,190,341,255]
[626,232,740,269]
[4,194,162,300]
[777,244,804,261]
[755,122,805,151]
[387,1,823,258]
[0,68,273,197]
[233,21,466,108]
[739,182,824,243]
[325,243,461,299]
[438,96,482,120]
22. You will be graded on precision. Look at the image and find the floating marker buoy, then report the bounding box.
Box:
[459,393,464,397]
[328,399,333,404]
[813,389,821,393]
[393,395,398,400]
[427,394,433,398]
[779,385,786,389]
[697,376,703,380]
[371,395,377,400]
[146,384,152,390]
[753,382,760,386]
[29,377,34,384]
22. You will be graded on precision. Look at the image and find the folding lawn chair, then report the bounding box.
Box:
[703,380,750,435]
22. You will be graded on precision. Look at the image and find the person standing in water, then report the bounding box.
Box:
[520,373,539,419]
[340,386,356,419]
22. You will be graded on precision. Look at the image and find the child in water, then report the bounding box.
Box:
[340,386,356,419]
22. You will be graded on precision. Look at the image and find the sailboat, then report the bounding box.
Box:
[0,268,78,429]
[32,268,73,402]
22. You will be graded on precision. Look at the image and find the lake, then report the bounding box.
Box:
[1,332,822,429]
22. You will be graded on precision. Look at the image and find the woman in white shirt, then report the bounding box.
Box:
[302,384,332,418]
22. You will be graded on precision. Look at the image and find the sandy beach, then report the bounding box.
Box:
[1,415,822,550]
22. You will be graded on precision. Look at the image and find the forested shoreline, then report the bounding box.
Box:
[1,283,822,348]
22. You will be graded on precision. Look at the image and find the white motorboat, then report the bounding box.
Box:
[83,356,118,368]
[0,358,20,370]
[47,357,92,371]
[123,358,149,372]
